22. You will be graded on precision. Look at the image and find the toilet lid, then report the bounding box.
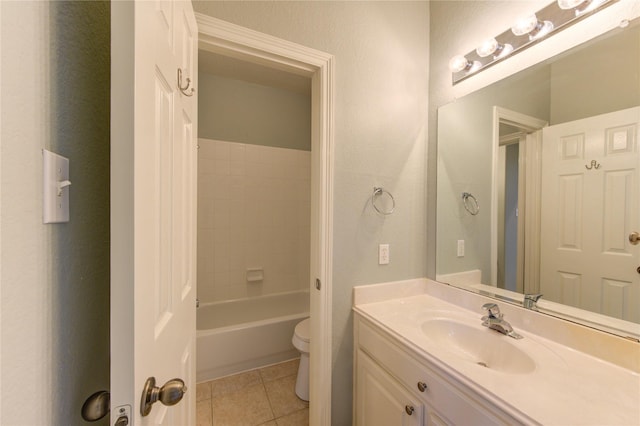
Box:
[295,318,310,343]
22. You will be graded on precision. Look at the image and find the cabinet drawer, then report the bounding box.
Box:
[357,317,512,426]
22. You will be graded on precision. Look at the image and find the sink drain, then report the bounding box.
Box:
[476,361,488,368]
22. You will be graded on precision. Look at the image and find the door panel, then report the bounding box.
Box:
[111,1,198,424]
[541,107,639,323]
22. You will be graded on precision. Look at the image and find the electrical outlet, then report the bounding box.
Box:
[379,244,390,265]
[457,240,465,257]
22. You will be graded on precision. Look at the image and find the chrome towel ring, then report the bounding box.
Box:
[372,187,395,215]
[462,192,479,215]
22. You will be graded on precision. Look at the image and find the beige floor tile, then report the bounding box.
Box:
[276,408,308,426]
[211,370,262,397]
[212,382,274,426]
[197,381,212,402]
[258,422,278,426]
[264,375,308,418]
[196,400,213,426]
[259,359,300,383]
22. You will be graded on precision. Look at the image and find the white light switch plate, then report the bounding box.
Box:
[43,149,70,223]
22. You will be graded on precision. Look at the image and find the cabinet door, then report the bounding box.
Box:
[424,409,451,426]
[356,350,423,426]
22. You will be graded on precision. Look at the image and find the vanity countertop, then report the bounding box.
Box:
[353,279,640,426]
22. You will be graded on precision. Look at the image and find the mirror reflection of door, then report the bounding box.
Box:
[540,107,640,323]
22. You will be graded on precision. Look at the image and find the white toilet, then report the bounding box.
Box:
[292,317,310,401]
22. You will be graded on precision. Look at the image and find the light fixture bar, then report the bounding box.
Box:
[450,0,617,85]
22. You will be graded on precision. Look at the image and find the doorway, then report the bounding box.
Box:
[195,14,334,425]
[491,107,547,293]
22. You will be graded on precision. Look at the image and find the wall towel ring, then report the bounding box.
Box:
[372,187,395,215]
[462,192,479,215]
[177,68,195,97]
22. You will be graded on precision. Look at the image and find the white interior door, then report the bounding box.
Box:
[540,107,639,322]
[111,1,198,424]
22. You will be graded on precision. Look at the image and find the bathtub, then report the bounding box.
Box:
[196,290,309,382]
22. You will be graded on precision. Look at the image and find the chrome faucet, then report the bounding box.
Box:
[481,303,523,339]
[523,293,543,310]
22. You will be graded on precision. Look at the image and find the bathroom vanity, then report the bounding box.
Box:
[353,279,640,425]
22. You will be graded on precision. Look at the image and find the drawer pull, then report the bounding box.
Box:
[417,381,428,392]
[405,405,415,415]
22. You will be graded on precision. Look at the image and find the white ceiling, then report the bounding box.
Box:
[199,49,311,95]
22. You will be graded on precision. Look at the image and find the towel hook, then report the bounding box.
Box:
[462,192,479,215]
[585,160,600,170]
[372,187,395,215]
[177,68,195,97]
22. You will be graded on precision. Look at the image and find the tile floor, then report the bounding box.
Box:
[196,359,308,426]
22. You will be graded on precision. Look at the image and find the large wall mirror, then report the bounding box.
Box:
[436,15,640,339]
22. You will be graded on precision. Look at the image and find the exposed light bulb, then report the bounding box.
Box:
[512,14,539,36]
[476,38,499,57]
[557,0,586,9]
[512,13,554,40]
[529,21,554,40]
[448,55,482,74]
[476,38,514,60]
[575,0,607,16]
[449,55,470,72]
[494,43,514,59]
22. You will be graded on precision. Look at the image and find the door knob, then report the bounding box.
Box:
[140,377,187,416]
[81,390,110,421]
[114,415,129,426]
[630,231,639,245]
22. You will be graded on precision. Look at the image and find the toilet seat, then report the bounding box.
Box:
[292,318,310,352]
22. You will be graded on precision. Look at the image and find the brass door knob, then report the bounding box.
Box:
[630,231,639,245]
[405,405,415,415]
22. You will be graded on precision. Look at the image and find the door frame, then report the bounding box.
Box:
[491,107,546,291]
[196,14,335,426]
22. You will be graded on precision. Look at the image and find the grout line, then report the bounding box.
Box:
[210,397,215,426]
[262,376,277,425]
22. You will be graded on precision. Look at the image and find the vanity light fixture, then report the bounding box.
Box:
[557,0,586,10]
[559,0,609,16]
[475,38,515,59]
[449,0,617,85]
[511,14,555,40]
[448,55,481,73]
[574,0,609,16]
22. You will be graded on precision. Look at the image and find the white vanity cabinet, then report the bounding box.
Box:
[354,314,523,426]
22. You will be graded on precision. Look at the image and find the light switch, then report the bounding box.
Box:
[43,149,70,223]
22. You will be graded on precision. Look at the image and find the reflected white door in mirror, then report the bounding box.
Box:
[540,107,640,324]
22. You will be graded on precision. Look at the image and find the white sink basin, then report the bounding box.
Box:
[421,318,536,374]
